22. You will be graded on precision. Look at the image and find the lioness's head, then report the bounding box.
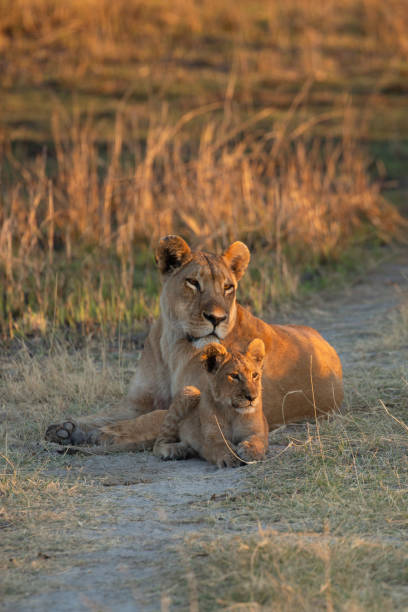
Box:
[156,235,250,342]
[200,339,265,414]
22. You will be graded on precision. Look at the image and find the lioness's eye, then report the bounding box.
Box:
[185,278,201,292]
[229,373,240,381]
[252,372,259,380]
[224,284,234,295]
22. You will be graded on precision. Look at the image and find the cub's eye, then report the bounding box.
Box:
[185,278,201,292]
[252,372,259,380]
[229,373,240,382]
[224,284,234,295]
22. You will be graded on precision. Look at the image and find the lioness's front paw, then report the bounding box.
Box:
[45,420,97,446]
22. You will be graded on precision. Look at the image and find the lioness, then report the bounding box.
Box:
[153,339,268,468]
[45,235,343,447]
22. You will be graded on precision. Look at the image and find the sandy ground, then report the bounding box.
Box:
[3,247,408,612]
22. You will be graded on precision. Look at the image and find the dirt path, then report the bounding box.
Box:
[286,248,408,370]
[4,248,408,612]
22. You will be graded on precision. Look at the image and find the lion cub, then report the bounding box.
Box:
[153,339,268,468]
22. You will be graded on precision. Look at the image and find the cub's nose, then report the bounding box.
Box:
[203,312,227,327]
[245,393,257,403]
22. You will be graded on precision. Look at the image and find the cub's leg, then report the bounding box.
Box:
[153,386,200,461]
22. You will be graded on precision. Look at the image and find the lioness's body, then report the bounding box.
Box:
[124,309,341,429]
[153,340,268,468]
[45,236,343,448]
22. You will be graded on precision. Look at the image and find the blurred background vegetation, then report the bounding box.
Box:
[1,0,407,339]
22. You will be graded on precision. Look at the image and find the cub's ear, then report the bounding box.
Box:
[222,241,250,281]
[155,235,192,275]
[246,338,265,366]
[201,343,228,374]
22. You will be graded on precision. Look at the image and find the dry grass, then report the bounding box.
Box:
[1,267,407,608]
[0,340,132,444]
[0,340,132,598]
[0,452,121,600]
[1,0,408,110]
[1,1,408,607]
[179,303,408,611]
[183,408,408,609]
[182,393,408,608]
[186,530,407,611]
[0,103,403,338]
[1,0,408,338]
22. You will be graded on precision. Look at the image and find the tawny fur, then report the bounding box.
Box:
[45,236,343,448]
[153,340,268,468]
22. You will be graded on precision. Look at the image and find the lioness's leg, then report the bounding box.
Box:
[153,386,200,460]
[45,392,156,447]
[100,409,167,450]
[45,323,172,446]
[46,408,167,451]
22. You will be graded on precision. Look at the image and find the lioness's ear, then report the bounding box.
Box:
[201,343,228,374]
[222,241,250,281]
[246,338,265,366]
[155,235,192,275]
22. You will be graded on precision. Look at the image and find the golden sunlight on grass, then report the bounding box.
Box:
[1,2,408,609]
[1,0,408,338]
[1,104,403,338]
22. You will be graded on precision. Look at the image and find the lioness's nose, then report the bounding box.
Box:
[245,392,257,402]
[203,312,227,327]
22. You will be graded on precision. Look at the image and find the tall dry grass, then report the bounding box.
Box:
[0,101,402,338]
[1,0,407,86]
[1,0,407,338]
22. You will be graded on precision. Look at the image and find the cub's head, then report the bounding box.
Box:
[200,339,265,414]
[156,235,250,342]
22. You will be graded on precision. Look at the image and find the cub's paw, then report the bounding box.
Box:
[216,451,242,469]
[236,440,265,463]
[45,421,97,446]
[154,441,194,461]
